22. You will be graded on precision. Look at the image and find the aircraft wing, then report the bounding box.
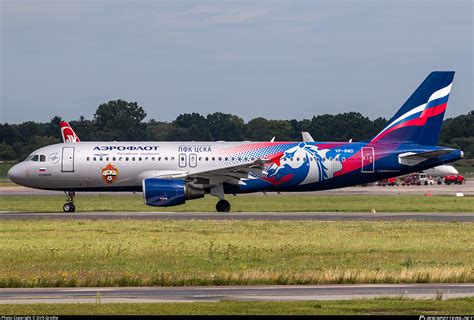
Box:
[186,158,274,186]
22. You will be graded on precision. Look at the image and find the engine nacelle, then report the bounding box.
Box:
[143,178,204,207]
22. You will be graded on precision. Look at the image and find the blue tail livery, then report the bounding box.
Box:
[8,71,464,212]
[371,71,454,145]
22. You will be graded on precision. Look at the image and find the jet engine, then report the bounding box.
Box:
[143,178,204,207]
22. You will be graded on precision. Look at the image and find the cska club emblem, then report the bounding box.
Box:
[101,163,119,184]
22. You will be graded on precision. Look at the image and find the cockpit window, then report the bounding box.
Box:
[39,155,46,162]
[31,155,39,162]
[25,155,33,161]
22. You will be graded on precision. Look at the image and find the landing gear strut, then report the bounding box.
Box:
[63,191,76,213]
[211,184,231,213]
[216,199,231,213]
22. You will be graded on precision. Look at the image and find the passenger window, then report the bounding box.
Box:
[165,157,168,161]
[99,157,103,161]
[138,157,142,161]
[151,157,155,161]
[106,157,109,161]
[113,157,116,161]
[126,157,129,161]
[40,155,46,162]
[86,157,90,161]
[132,157,135,161]
[93,157,97,161]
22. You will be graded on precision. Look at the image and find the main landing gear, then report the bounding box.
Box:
[216,199,231,213]
[211,184,231,213]
[63,191,76,213]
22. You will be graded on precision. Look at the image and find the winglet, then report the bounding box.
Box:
[302,132,314,142]
[265,151,284,166]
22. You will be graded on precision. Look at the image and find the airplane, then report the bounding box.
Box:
[59,121,80,143]
[423,164,458,177]
[7,71,463,213]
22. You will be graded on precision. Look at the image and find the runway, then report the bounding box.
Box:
[0,211,473,222]
[0,284,473,303]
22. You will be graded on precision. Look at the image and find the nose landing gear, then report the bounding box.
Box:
[63,191,76,213]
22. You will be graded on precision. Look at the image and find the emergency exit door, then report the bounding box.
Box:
[361,147,375,173]
[61,147,75,172]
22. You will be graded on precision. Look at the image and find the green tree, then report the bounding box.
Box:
[0,141,15,160]
[245,118,294,141]
[172,113,211,141]
[207,113,245,141]
[94,100,148,140]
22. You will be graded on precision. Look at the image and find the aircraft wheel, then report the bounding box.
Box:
[216,200,231,213]
[63,203,75,213]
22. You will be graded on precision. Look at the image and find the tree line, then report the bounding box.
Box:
[0,100,473,161]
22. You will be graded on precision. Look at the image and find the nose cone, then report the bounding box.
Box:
[7,164,21,184]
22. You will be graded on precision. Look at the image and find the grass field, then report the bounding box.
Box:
[1,298,473,315]
[0,220,472,287]
[1,194,473,212]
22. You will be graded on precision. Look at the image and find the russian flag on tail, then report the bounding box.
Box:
[371,71,454,146]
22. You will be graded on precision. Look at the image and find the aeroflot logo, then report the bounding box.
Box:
[93,146,159,151]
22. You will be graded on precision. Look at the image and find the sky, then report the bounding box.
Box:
[1,0,472,124]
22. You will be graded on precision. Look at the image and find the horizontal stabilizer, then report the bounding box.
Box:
[398,149,453,166]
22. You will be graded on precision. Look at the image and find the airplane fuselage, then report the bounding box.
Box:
[8,141,462,194]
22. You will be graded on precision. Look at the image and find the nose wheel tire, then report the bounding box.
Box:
[63,203,75,213]
[216,199,231,213]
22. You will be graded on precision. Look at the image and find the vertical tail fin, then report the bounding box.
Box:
[371,71,454,145]
[59,121,81,143]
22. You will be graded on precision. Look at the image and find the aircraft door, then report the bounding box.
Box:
[189,153,197,167]
[361,147,375,173]
[61,147,75,172]
[179,153,187,168]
